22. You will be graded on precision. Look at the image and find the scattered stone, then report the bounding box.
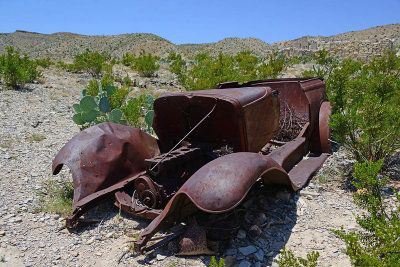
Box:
[248,225,262,239]
[38,242,46,248]
[299,191,320,197]
[276,191,291,202]
[254,249,264,261]
[239,245,257,256]
[156,254,166,261]
[238,260,252,267]
[256,213,268,225]
[237,229,246,239]
[0,230,5,236]
[71,252,79,257]
[86,238,94,245]
[225,255,236,267]
[225,248,236,256]
[13,217,22,223]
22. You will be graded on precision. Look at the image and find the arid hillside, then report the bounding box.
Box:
[0,24,399,61]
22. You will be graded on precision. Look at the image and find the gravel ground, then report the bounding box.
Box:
[0,68,380,267]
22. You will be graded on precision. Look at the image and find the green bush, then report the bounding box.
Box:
[131,50,160,77]
[209,256,225,267]
[70,50,109,77]
[121,94,155,132]
[257,51,287,80]
[333,160,400,266]
[328,50,400,162]
[0,46,41,89]
[301,49,339,79]
[35,57,53,68]
[121,53,136,66]
[172,51,287,91]
[122,75,133,87]
[276,248,319,267]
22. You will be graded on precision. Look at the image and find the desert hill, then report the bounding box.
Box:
[0,24,399,61]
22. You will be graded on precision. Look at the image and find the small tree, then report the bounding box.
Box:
[132,50,160,77]
[71,50,109,77]
[0,46,40,89]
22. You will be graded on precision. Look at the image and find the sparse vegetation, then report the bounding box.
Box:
[276,248,319,267]
[121,52,136,66]
[131,50,160,77]
[70,50,110,77]
[0,46,41,89]
[36,180,74,216]
[35,57,54,68]
[209,256,225,267]
[333,160,400,266]
[170,51,287,90]
[27,133,46,142]
[327,50,400,162]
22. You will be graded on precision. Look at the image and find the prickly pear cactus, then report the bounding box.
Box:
[72,82,152,132]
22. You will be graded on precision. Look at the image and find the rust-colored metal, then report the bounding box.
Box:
[52,122,160,227]
[152,86,280,153]
[53,78,332,254]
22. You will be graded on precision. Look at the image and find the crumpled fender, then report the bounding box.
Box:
[135,152,291,253]
[52,122,159,210]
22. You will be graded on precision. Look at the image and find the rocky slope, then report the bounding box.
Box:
[0,24,399,61]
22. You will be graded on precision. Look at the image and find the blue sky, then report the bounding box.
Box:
[0,0,399,44]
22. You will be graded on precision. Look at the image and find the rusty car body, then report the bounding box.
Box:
[53,78,331,253]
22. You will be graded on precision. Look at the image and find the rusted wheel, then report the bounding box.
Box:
[133,176,159,209]
[309,101,332,153]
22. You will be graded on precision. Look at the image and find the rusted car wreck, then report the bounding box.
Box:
[53,78,331,253]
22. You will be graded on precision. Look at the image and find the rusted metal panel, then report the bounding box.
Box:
[152,87,279,152]
[52,122,160,226]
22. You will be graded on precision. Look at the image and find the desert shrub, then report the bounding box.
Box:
[288,55,313,65]
[121,53,136,66]
[55,61,68,69]
[122,75,133,87]
[333,160,400,266]
[174,51,286,90]
[209,256,225,267]
[121,94,155,132]
[167,50,180,61]
[301,49,339,79]
[85,73,115,97]
[86,79,101,96]
[70,49,109,77]
[257,51,287,80]
[183,52,239,90]
[35,57,53,68]
[328,50,400,162]
[110,87,129,110]
[131,50,160,77]
[0,46,41,89]
[276,247,319,267]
